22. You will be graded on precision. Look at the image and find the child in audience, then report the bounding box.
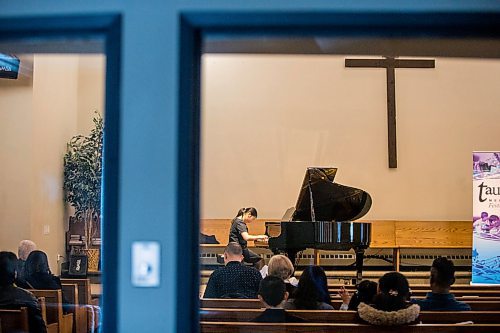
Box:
[253,276,306,323]
[338,280,378,310]
[267,254,298,296]
[23,250,71,313]
[357,272,420,325]
[284,265,333,310]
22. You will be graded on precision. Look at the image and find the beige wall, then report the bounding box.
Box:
[201,55,500,220]
[0,74,33,250]
[78,56,105,133]
[0,54,105,273]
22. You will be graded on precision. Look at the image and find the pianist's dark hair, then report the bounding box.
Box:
[292,265,332,309]
[236,207,258,218]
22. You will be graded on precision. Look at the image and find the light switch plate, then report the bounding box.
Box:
[131,241,160,287]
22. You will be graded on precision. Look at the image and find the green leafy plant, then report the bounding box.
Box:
[63,112,103,249]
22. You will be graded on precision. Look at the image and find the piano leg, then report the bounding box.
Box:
[354,248,365,284]
[286,250,298,267]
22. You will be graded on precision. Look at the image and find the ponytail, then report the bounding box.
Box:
[235,207,258,218]
[236,208,246,217]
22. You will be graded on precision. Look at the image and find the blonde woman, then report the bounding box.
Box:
[268,254,297,296]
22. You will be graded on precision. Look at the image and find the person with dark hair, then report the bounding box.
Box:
[411,257,471,311]
[204,242,262,298]
[253,276,306,323]
[284,265,333,310]
[338,280,378,310]
[23,250,70,313]
[0,251,47,333]
[228,207,267,270]
[357,272,420,326]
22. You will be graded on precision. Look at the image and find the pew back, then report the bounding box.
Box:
[200,298,500,311]
[30,290,63,327]
[201,309,500,324]
[60,279,91,306]
[200,322,500,333]
[62,283,86,333]
[0,308,29,333]
[29,289,76,333]
[61,278,93,333]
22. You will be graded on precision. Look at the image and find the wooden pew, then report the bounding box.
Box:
[62,283,88,333]
[200,309,500,324]
[0,308,29,333]
[61,278,95,333]
[200,298,500,311]
[30,289,73,333]
[328,284,500,293]
[200,322,500,333]
[328,284,500,291]
[467,301,500,311]
[327,286,500,296]
[37,296,58,333]
[60,279,91,307]
[201,299,263,309]
[38,297,47,326]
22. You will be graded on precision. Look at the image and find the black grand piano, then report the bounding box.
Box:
[264,167,372,282]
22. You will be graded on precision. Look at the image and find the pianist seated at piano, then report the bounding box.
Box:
[229,207,268,270]
[284,265,334,310]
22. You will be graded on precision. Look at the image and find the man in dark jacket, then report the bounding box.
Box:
[0,251,47,333]
[253,276,306,323]
[412,257,471,311]
[203,242,262,298]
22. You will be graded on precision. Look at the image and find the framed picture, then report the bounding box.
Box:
[68,254,88,277]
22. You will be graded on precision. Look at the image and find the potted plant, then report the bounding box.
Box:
[63,112,103,271]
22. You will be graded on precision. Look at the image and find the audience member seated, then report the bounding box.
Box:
[203,242,262,299]
[412,257,471,311]
[253,276,306,323]
[357,272,420,326]
[23,250,71,313]
[339,280,378,311]
[284,265,333,310]
[267,255,297,297]
[0,251,47,333]
[16,240,37,286]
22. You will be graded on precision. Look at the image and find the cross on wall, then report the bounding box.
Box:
[345,56,435,168]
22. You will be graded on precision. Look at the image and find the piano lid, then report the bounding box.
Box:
[291,167,372,222]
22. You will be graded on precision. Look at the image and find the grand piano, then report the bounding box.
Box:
[264,167,372,282]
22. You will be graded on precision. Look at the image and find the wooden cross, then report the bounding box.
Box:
[345,56,435,168]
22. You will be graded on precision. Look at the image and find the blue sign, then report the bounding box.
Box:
[0,53,20,79]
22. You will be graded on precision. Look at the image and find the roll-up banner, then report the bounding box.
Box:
[472,152,500,284]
